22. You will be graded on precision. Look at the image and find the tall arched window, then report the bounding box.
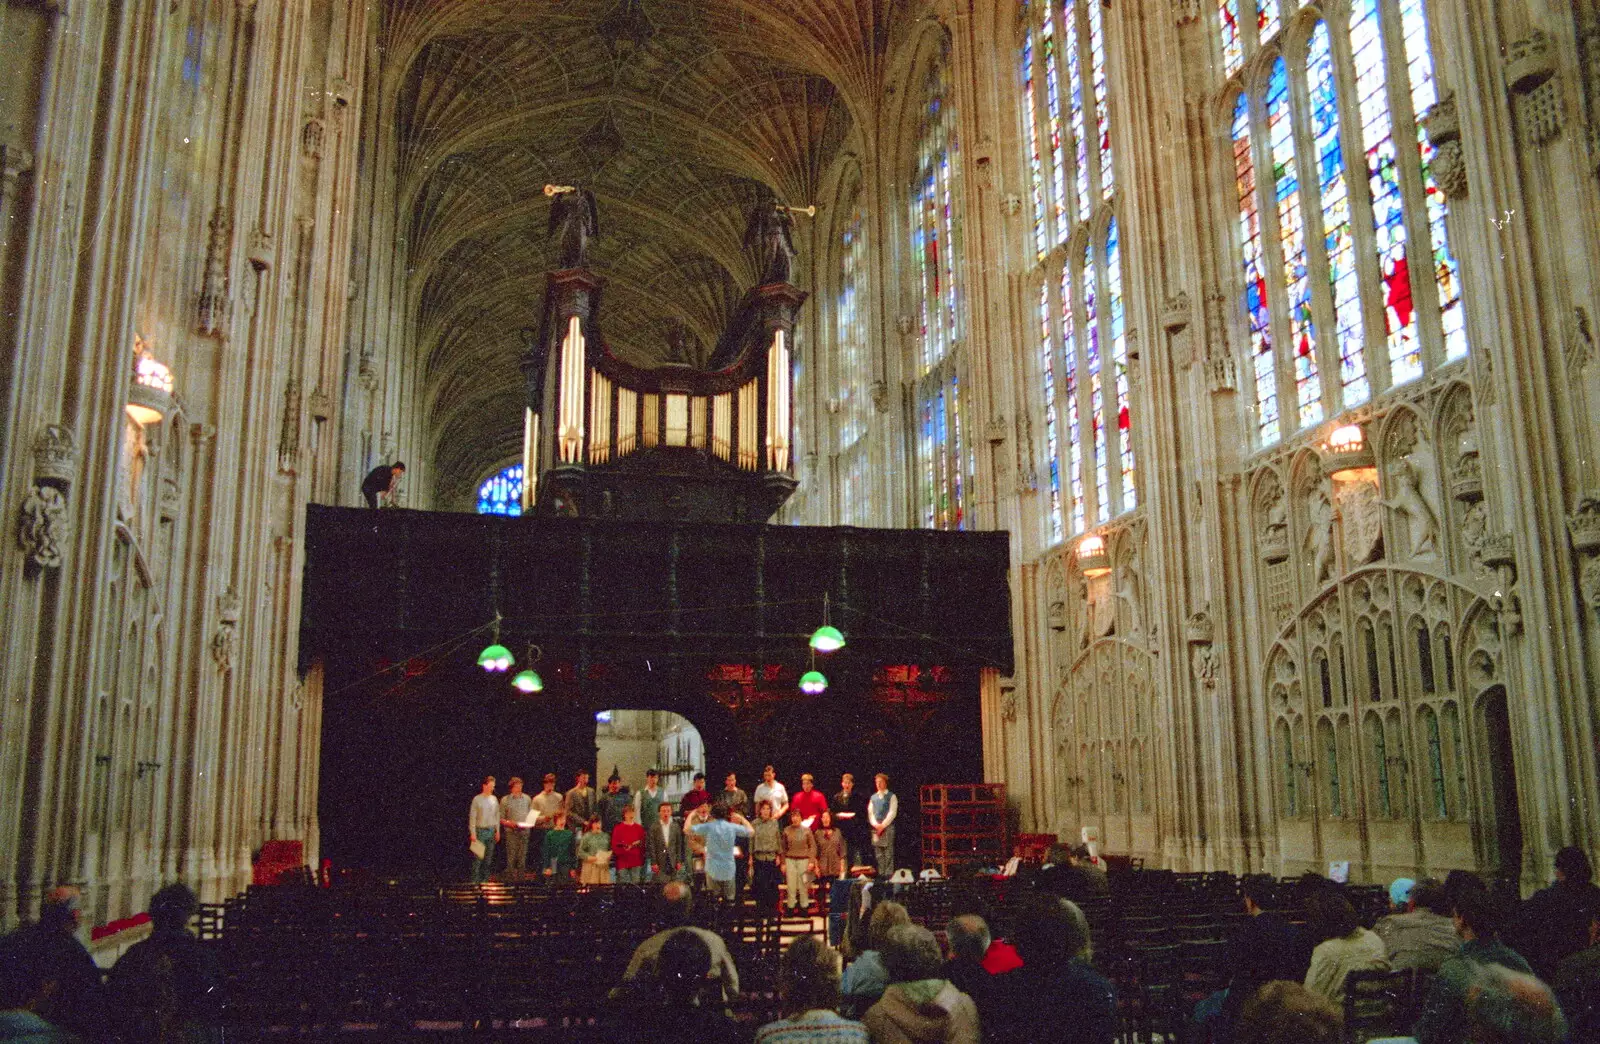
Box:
[1220,1,1466,449]
[912,50,969,530]
[836,198,871,526]
[1020,0,1135,543]
[476,464,523,515]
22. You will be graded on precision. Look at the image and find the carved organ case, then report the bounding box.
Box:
[522,270,805,523]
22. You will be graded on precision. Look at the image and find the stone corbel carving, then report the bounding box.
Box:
[212,586,241,671]
[1567,307,1594,374]
[972,139,995,190]
[1569,494,1600,554]
[247,225,275,272]
[1185,605,1214,645]
[197,207,232,336]
[302,118,325,159]
[1000,683,1019,724]
[1505,31,1563,146]
[1581,559,1600,614]
[871,380,889,414]
[1205,348,1237,393]
[1422,91,1467,200]
[358,351,378,391]
[308,386,332,423]
[1161,293,1191,334]
[17,425,75,572]
[895,314,914,338]
[327,76,354,116]
[1174,0,1201,26]
[985,417,1007,446]
[1001,194,1023,217]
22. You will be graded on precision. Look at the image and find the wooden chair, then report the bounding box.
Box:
[1342,967,1415,1043]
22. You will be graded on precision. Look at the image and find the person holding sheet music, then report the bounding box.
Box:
[498,777,534,879]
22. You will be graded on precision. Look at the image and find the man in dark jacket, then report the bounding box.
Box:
[109,884,224,1043]
[988,895,1117,1044]
[1517,846,1600,981]
[360,461,404,509]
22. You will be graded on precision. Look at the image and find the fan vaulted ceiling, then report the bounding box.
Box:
[381,0,921,503]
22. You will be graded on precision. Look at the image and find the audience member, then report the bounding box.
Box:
[755,934,869,1044]
[1376,878,1461,973]
[1068,845,1110,896]
[615,882,740,1005]
[11,887,106,1039]
[1554,906,1600,1043]
[1234,981,1343,1044]
[0,924,78,1043]
[1303,889,1389,1003]
[1517,845,1600,981]
[1387,877,1417,914]
[1193,874,1312,1039]
[940,915,997,1029]
[1463,963,1567,1044]
[609,930,748,1044]
[108,884,224,1044]
[841,901,910,1011]
[862,924,979,1044]
[987,895,1115,1044]
[1415,888,1533,1044]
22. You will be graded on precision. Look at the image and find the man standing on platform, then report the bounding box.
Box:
[719,772,748,819]
[529,773,565,868]
[565,770,596,828]
[600,772,631,832]
[868,773,898,879]
[680,773,712,821]
[754,764,789,821]
[791,773,828,828]
[833,772,869,870]
[635,769,666,827]
[498,777,533,880]
[648,801,687,882]
[360,461,404,509]
[469,776,500,884]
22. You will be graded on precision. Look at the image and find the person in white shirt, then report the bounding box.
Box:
[469,776,501,884]
[754,764,790,821]
[868,773,898,878]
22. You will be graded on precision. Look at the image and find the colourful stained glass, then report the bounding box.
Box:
[837,206,869,447]
[1043,4,1068,242]
[477,464,523,516]
[1233,93,1279,444]
[1066,0,1090,221]
[1219,0,1243,76]
[920,397,936,528]
[1309,22,1369,408]
[1041,282,1063,544]
[1088,0,1112,201]
[1062,263,1085,534]
[1399,0,1468,362]
[951,374,966,530]
[1084,241,1108,523]
[1023,30,1049,259]
[1267,58,1323,430]
[1257,0,1281,42]
[1107,218,1135,511]
[1350,0,1419,384]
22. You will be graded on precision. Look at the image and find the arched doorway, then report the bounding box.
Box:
[594,709,706,800]
[1478,686,1523,881]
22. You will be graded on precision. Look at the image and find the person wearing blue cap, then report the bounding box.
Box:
[1375,878,1460,972]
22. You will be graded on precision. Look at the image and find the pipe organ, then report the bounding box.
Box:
[523,262,806,523]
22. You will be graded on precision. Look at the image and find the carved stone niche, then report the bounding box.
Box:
[1256,475,1290,563]
[1161,292,1192,334]
[1481,533,1517,570]
[1423,92,1468,201]
[1570,495,1600,554]
[1506,31,1556,94]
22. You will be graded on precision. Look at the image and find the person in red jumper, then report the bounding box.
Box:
[790,773,829,829]
[612,804,647,884]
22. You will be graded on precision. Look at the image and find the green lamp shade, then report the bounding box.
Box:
[477,643,514,672]
[799,670,829,694]
[511,670,543,693]
[809,625,845,653]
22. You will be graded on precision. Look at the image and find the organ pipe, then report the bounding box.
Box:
[766,329,790,472]
[558,315,586,463]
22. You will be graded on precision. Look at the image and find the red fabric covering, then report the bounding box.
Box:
[91,912,151,942]
[982,939,1024,975]
[611,822,646,869]
[253,840,305,886]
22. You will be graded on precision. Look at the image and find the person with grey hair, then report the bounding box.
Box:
[862,923,979,1044]
[942,914,997,1031]
[841,900,910,1010]
[755,934,869,1043]
[615,880,741,1005]
[987,894,1116,1044]
[1464,963,1567,1044]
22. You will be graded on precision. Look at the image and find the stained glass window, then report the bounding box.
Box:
[1022,0,1134,540]
[837,204,869,449]
[913,55,967,531]
[1398,0,1468,362]
[1107,218,1134,510]
[1022,28,1049,259]
[1062,263,1085,534]
[1224,0,1468,448]
[1041,283,1063,544]
[1234,93,1278,444]
[1043,3,1068,242]
[476,464,523,516]
[1310,22,1369,408]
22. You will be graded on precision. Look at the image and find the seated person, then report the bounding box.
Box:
[1415,889,1533,1044]
[862,924,979,1044]
[608,930,747,1044]
[1235,981,1343,1044]
[1376,878,1461,973]
[615,881,740,1006]
[840,900,910,1013]
[755,934,868,1044]
[1303,889,1389,1003]
[988,894,1116,1044]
